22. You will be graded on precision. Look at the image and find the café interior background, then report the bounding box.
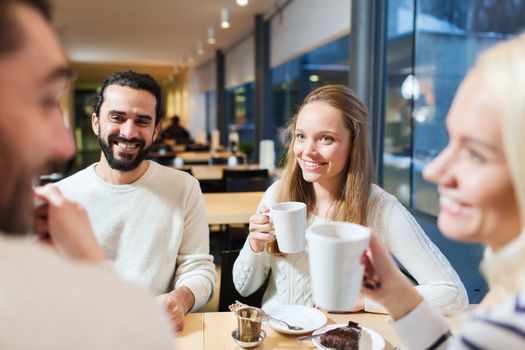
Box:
[53,0,525,303]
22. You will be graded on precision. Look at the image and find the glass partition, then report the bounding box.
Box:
[271,35,350,161]
[384,0,525,215]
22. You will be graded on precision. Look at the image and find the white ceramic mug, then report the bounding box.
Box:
[265,201,307,253]
[307,222,370,311]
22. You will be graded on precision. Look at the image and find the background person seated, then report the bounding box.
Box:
[162,115,193,144]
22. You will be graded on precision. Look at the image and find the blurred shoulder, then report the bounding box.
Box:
[0,236,173,349]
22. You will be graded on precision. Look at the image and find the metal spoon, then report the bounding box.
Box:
[261,311,304,331]
[297,333,321,342]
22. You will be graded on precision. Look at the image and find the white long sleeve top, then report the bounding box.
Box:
[233,181,468,314]
[0,236,174,350]
[57,161,216,311]
[391,290,525,349]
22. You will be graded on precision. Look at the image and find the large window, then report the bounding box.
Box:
[383,0,525,215]
[225,82,255,158]
[271,35,350,161]
[73,89,99,171]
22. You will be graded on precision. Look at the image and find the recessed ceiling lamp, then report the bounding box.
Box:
[309,74,320,82]
[207,27,216,45]
[236,0,249,6]
[220,8,230,29]
[197,40,204,55]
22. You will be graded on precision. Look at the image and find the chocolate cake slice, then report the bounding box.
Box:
[320,321,361,350]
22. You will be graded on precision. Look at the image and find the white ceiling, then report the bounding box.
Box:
[52,0,278,68]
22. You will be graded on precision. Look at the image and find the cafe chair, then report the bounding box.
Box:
[223,169,271,193]
[209,157,228,165]
[149,156,175,166]
[218,250,270,312]
[185,143,210,152]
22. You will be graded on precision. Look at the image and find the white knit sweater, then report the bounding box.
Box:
[233,181,468,314]
[57,161,216,311]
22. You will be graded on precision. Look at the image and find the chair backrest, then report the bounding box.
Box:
[185,144,210,152]
[149,156,176,166]
[224,177,274,192]
[218,250,270,312]
[223,169,269,179]
[222,169,271,192]
[210,156,245,165]
[209,157,228,165]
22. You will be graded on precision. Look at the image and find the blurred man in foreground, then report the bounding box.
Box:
[0,0,173,348]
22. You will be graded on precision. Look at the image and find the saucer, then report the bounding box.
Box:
[262,304,327,335]
[231,328,267,348]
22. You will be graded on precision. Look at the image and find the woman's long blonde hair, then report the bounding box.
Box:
[473,35,525,295]
[267,85,374,254]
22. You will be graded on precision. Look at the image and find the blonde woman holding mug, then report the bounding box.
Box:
[232,84,468,314]
[361,36,525,349]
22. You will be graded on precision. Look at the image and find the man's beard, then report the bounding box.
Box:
[0,135,38,234]
[98,133,152,172]
[0,171,34,234]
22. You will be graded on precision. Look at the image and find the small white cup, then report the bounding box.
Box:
[174,157,184,167]
[307,222,370,311]
[228,155,239,166]
[265,202,307,254]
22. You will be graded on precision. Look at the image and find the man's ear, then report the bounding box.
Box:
[153,120,162,140]
[92,113,100,135]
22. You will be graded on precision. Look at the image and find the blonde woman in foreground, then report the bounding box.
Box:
[361,36,525,349]
[232,84,467,314]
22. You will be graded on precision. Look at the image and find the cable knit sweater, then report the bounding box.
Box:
[57,161,216,311]
[233,181,468,314]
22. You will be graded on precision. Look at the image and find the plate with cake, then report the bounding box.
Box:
[262,304,327,335]
[311,321,385,350]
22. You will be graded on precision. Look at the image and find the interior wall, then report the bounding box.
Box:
[270,0,351,68]
[225,34,255,89]
[164,68,190,130]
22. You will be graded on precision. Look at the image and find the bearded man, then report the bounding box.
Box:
[57,70,216,331]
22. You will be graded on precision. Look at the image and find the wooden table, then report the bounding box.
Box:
[177,151,246,164]
[184,164,267,181]
[176,311,468,349]
[204,192,264,225]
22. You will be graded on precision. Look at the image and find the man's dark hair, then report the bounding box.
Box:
[0,0,51,56]
[94,70,163,125]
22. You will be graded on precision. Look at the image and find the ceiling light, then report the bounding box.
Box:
[220,8,230,29]
[236,0,249,6]
[309,74,320,82]
[207,27,216,45]
[197,41,204,55]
